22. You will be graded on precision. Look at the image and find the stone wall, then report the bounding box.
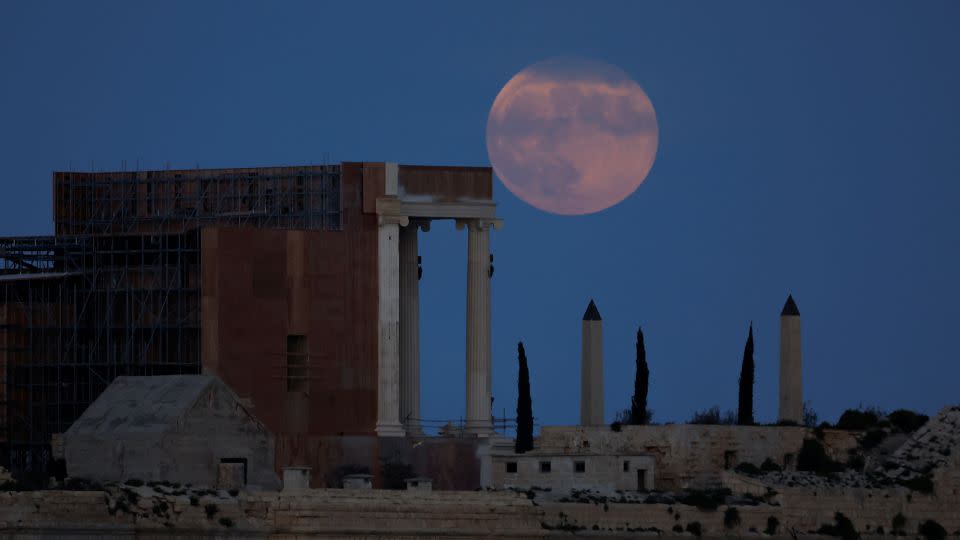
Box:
[0,487,543,539]
[538,485,960,538]
[1,481,958,539]
[537,424,859,490]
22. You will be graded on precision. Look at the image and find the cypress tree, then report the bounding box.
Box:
[737,323,755,425]
[515,341,534,453]
[629,326,650,425]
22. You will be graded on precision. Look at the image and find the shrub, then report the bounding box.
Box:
[676,488,730,511]
[723,507,741,529]
[817,512,859,540]
[765,516,779,535]
[797,439,844,475]
[918,519,947,540]
[189,496,199,506]
[124,478,144,487]
[685,521,702,538]
[63,477,103,491]
[803,401,819,427]
[690,406,720,424]
[735,462,761,476]
[151,500,169,517]
[846,454,865,472]
[204,503,218,519]
[891,512,907,535]
[610,421,622,432]
[760,458,782,473]
[122,488,139,505]
[888,409,929,433]
[218,517,235,528]
[837,409,880,431]
[900,473,934,494]
[672,524,683,533]
[228,488,239,497]
[861,429,887,450]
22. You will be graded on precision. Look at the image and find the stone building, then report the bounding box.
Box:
[62,375,278,488]
[0,162,500,486]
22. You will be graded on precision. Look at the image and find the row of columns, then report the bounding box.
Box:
[375,213,500,438]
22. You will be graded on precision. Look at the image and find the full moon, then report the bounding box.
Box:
[486,57,659,215]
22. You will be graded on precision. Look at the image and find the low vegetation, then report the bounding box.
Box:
[891,512,907,535]
[797,439,845,475]
[765,516,779,535]
[675,488,730,511]
[723,507,741,529]
[888,409,930,433]
[689,406,736,425]
[816,512,859,540]
[204,503,218,519]
[918,519,947,540]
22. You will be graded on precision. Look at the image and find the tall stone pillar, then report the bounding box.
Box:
[779,294,803,424]
[458,219,498,436]
[399,220,428,435]
[580,300,604,426]
[375,163,406,438]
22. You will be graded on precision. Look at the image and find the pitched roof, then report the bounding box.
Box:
[781,294,800,316]
[583,299,602,321]
[66,375,221,436]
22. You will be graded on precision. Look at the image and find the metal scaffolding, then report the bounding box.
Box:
[1,165,343,476]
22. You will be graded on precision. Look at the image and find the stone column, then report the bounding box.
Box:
[457,219,499,436]
[376,213,407,438]
[399,219,428,435]
[779,294,803,424]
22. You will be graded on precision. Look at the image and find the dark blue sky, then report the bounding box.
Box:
[2,2,958,428]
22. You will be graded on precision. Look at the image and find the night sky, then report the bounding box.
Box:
[2,2,958,430]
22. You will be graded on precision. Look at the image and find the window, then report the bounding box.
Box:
[539,461,551,473]
[623,460,630,472]
[287,335,308,392]
[574,461,586,473]
[505,462,517,473]
[784,453,795,468]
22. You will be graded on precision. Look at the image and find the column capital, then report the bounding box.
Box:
[455,218,503,232]
[404,218,431,232]
[376,196,409,227]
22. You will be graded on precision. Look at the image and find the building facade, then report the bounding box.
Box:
[0,162,500,480]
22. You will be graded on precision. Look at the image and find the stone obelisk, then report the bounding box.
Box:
[778,294,803,424]
[580,299,604,426]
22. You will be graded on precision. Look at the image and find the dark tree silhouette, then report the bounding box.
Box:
[737,323,755,425]
[515,342,534,453]
[629,326,650,425]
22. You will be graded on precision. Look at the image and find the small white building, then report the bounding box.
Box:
[486,449,656,492]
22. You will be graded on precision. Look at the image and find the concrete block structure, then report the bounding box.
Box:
[580,300,604,426]
[488,447,655,492]
[63,375,278,489]
[779,294,803,424]
[0,162,501,485]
